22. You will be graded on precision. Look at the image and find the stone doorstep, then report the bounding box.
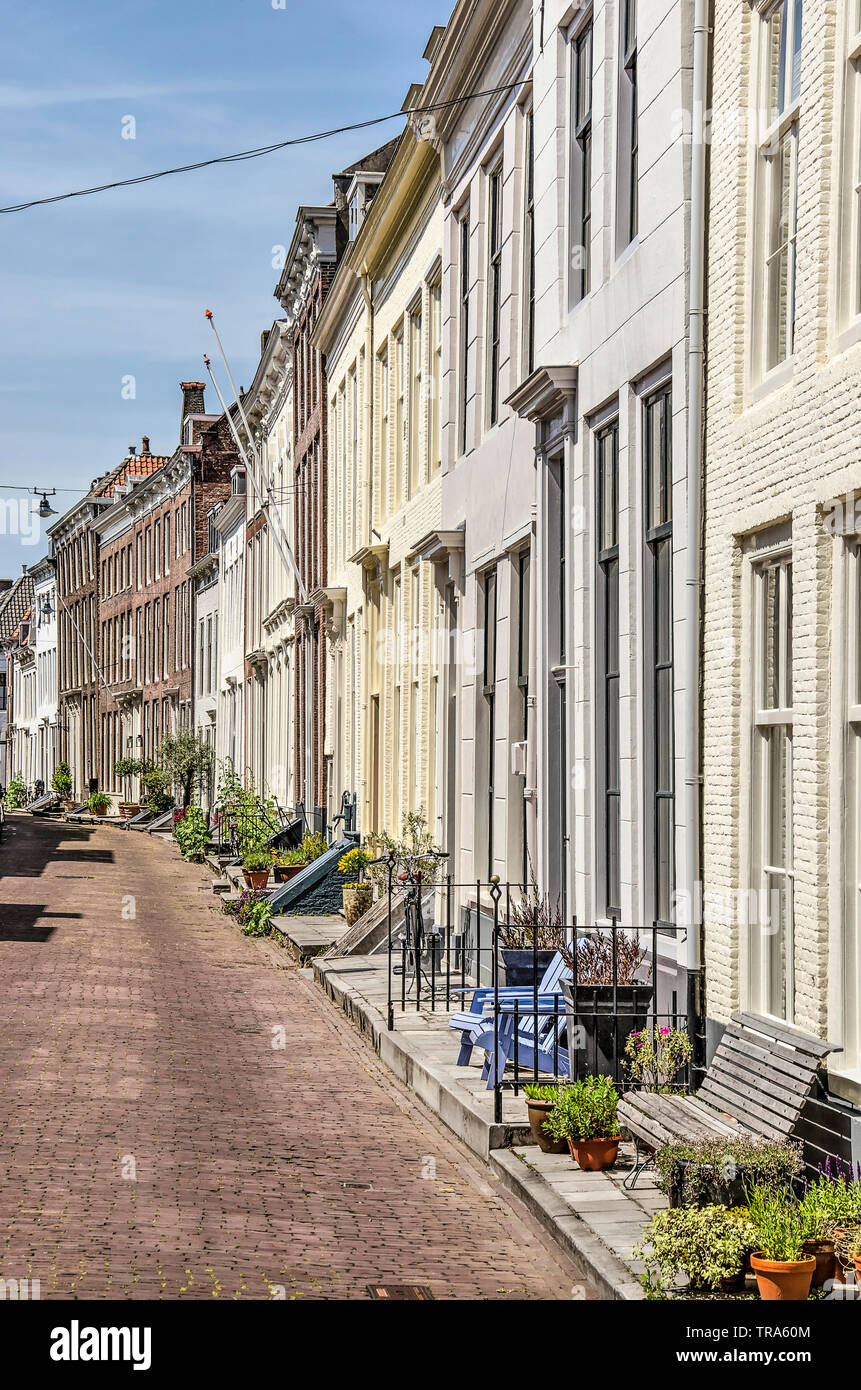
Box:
[311,955,648,1300]
[270,916,346,967]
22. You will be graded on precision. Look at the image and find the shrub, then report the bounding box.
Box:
[87,791,111,814]
[523,1083,561,1102]
[625,1025,692,1091]
[546,1075,619,1142]
[5,775,26,808]
[802,1160,861,1231]
[300,831,327,863]
[500,887,566,950]
[158,729,213,808]
[634,1206,756,1295]
[240,899,274,937]
[655,1137,803,1208]
[51,762,73,797]
[174,805,209,861]
[140,766,174,814]
[272,848,307,866]
[242,847,271,873]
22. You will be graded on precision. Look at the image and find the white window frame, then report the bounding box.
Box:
[751,0,802,384]
[844,540,861,1069]
[750,550,795,1022]
[840,0,861,328]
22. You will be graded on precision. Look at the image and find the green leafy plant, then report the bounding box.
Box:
[173,805,209,861]
[746,1184,812,1262]
[240,899,274,937]
[158,730,214,809]
[5,775,26,808]
[139,765,175,814]
[523,1083,561,1102]
[300,831,327,863]
[625,1025,692,1091]
[801,1159,861,1233]
[338,845,371,879]
[87,791,111,814]
[633,1206,756,1295]
[545,1075,619,1142]
[655,1137,803,1208]
[242,847,271,873]
[51,762,73,798]
[272,848,307,867]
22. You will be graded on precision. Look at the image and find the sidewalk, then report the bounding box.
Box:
[313,953,664,1299]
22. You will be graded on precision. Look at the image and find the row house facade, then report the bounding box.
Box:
[212,479,247,778]
[314,114,444,844]
[92,387,235,793]
[702,0,861,1146]
[0,571,33,787]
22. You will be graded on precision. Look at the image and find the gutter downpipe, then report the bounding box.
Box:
[684,0,710,1072]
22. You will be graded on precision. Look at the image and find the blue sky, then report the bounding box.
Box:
[0,0,446,575]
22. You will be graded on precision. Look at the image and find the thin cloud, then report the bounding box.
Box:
[0,77,255,110]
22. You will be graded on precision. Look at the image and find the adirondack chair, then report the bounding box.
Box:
[478,994,571,1089]
[448,951,570,1067]
[617,1011,842,1187]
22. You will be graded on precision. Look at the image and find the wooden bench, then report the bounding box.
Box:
[618,1011,841,1186]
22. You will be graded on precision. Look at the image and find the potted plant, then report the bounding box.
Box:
[140,766,175,815]
[113,757,142,818]
[655,1136,803,1210]
[242,847,271,890]
[624,1024,692,1092]
[272,848,307,884]
[51,761,74,809]
[801,1160,861,1283]
[523,1083,568,1154]
[545,1074,621,1171]
[338,845,372,926]
[747,1184,817,1301]
[633,1205,756,1297]
[560,931,653,1076]
[87,790,111,817]
[172,805,209,862]
[498,888,565,985]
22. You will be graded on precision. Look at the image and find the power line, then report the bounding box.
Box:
[0,82,524,216]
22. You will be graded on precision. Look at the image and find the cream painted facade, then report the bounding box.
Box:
[314,120,444,840]
[241,322,296,809]
[702,0,861,1096]
[213,488,246,778]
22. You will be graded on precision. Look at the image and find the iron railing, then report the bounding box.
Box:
[379,869,695,1122]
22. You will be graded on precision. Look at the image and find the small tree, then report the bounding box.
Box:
[158,730,214,809]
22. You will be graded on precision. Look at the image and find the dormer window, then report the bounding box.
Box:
[345,172,384,241]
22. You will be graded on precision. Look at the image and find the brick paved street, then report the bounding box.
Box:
[0,816,587,1300]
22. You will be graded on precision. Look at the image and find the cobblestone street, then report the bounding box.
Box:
[0,816,586,1300]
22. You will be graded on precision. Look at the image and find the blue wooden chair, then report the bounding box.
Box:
[448,952,570,1068]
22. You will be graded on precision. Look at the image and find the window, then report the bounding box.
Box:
[751,553,794,1020]
[145,526,152,584]
[394,327,405,511]
[164,515,170,576]
[571,19,594,302]
[459,213,471,456]
[597,421,620,917]
[482,567,498,877]
[644,385,675,927]
[841,0,861,322]
[429,277,442,473]
[845,542,861,1066]
[524,111,536,373]
[755,0,802,375]
[487,165,503,427]
[409,303,423,496]
[154,519,161,580]
[350,366,359,549]
[378,347,389,522]
[617,0,638,249]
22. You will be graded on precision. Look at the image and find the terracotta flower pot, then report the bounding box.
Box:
[802,1238,837,1289]
[750,1253,816,1302]
[118,802,141,821]
[273,862,305,884]
[92,806,108,817]
[569,1136,621,1172]
[525,1098,567,1154]
[243,869,270,890]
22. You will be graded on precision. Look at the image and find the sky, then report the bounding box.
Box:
[0,0,447,576]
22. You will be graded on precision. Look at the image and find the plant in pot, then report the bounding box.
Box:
[545,1074,621,1171]
[746,1184,817,1301]
[801,1159,861,1283]
[113,757,143,818]
[271,848,307,884]
[51,761,74,809]
[338,846,372,926]
[140,766,175,816]
[173,805,209,862]
[655,1136,803,1210]
[633,1205,757,1297]
[624,1024,692,1093]
[242,847,271,890]
[560,930,652,1077]
[499,888,566,986]
[87,790,112,817]
[523,1083,568,1155]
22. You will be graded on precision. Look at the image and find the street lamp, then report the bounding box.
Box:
[34,488,57,518]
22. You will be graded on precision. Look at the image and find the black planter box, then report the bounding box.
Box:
[561,980,653,1079]
[500,948,558,987]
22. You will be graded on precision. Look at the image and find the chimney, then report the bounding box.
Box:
[180,381,206,435]
[141,435,150,454]
[128,444,136,457]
